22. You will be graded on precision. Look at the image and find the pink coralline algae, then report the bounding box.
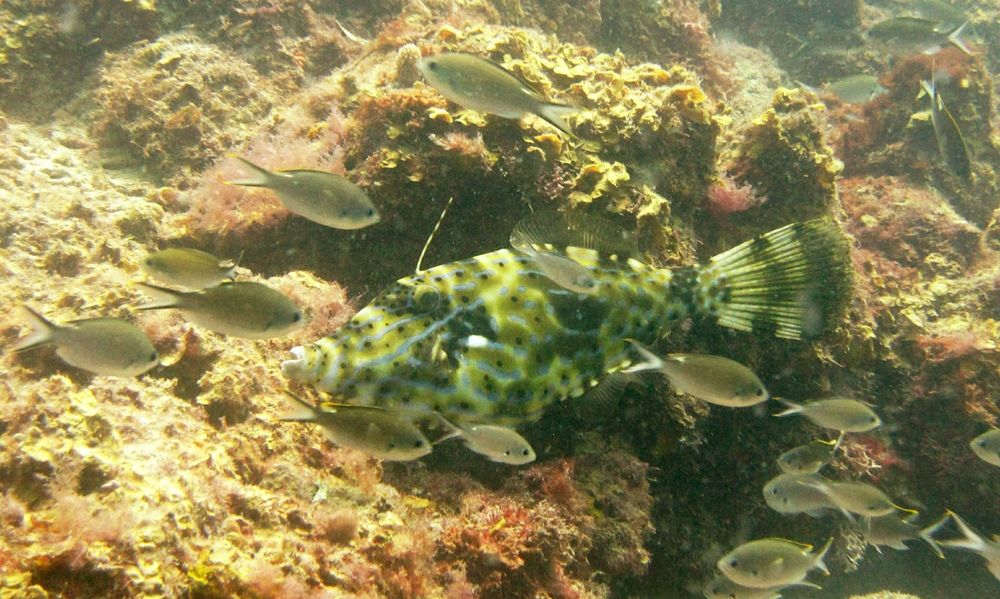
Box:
[705,174,767,216]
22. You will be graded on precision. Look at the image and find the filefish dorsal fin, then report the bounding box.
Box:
[510,211,638,258]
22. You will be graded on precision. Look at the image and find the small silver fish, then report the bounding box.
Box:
[775,398,881,432]
[142,248,238,290]
[970,429,1000,466]
[777,433,843,474]
[225,156,380,230]
[867,17,971,55]
[137,281,304,339]
[435,414,536,465]
[799,479,897,518]
[824,75,884,105]
[938,511,1000,580]
[417,52,577,136]
[703,576,820,599]
[862,512,946,557]
[624,342,769,407]
[718,538,832,588]
[278,392,431,461]
[763,473,837,516]
[13,306,158,377]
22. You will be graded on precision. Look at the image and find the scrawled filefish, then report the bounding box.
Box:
[281,213,851,425]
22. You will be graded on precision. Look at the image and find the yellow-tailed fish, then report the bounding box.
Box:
[278,391,431,461]
[777,433,843,474]
[138,281,304,339]
[434,413,536,465]
[703,576,820,599]
[775,398,881,432]
[763,473,837,516]
[970,428,1000,466]
[225,156,380,230]
[938,511,1000,580]
[12,306,158,377]
[624,343,769,407]
[281,216,851,426]
[142,248,238,289]
[718,538,832,588]
[417,52,578,136]
[920,72,972,180]
[862,512,947,557]
[798,479,896,518]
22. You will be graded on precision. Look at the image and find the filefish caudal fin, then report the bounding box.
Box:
[281,218,851,425]
[700,219,852,339]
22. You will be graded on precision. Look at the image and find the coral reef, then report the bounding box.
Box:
[2,0,1000,598]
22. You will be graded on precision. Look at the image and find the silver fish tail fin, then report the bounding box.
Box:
[276,390,319,422]
[224,155,273,187]
[774,399,806,417]
[948,21,973,55]
[940,511,989,554]
[699,219,853,339]
[431,412,465,445]
[536,103,578,137]
[815,537,834,574]
[12,305,57,351]
[135,282,183,310]
[921,513,951,558]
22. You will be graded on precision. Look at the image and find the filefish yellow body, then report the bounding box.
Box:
[13,306,158,377]
[138,281,304,339]
[417,52,578,136]
[282,217,851,426]
[718,538,832,588]
[142,248,237,289]
[225,156,380,230]
[970,429,1000,466]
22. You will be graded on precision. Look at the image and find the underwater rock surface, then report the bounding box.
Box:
[1,1,1000,598]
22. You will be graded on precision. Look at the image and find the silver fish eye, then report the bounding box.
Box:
[367,209,375,217]
[729,559,738,567]
[293,312,303,322]
[522,449,530,456]
[427,60,438,71]
[414,440,424,448]
[149,352,158,362]
[504,450,511,456]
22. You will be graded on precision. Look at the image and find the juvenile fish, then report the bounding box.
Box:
[13,306,158,377]
[703,575,819,599]
[862,512,946,557]
[624,342,769,407]
[278,392,431,461]
[799,479,897,517]
[763,473,837,516]
[142,248,238,289]
[867,17,971,55]
[718,538,832,588]
[970,429,1000,466]
[777,433,843,474]
[824,75,884,105]
[938,511,1000,580]
[920,74,972,180]
[225,156,380,230]
[775,398,881,432]
[435,414,536,465]
[417,52,578,136]
[137,281,304,339]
